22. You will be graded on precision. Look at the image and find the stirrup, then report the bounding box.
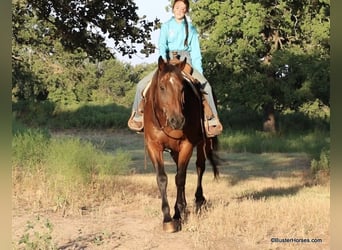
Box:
[127,111,144,132]
[204,117,223,137]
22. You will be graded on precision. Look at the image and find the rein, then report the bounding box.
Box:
[181,70,208,158]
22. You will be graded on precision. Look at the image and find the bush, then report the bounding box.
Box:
[14,101,131,129]
[12,120,132,185]
[12,120,133,211]
[278,112,312,133]
[311,148,330,174]
[14,98,330,133]
[278,103,330,133]
[98,149,132,176]
[219,129,330,155]
[46,138,131,185]
[299,99,330,121]
[13,101,56,127]
[12,127,51,172]
[220,105,262,130]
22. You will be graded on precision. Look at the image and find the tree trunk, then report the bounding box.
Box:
[262,103,276,133]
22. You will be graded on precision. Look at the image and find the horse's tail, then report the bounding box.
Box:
[207,136,221,179]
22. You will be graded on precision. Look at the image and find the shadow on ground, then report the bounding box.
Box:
[232,185,304,201]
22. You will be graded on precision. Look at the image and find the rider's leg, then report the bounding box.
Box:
[128,69,156,131]
[192,70,223,137]
[191,71,217,116]
[133,69,156,117]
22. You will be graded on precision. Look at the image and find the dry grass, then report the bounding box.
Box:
[182,174,329,250]
[13,171,329,249]
[12,131,330,249]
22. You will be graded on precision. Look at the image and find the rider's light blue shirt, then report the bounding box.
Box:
[158,17,203,74]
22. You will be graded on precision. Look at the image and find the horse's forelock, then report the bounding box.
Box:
[149,63,185,107]
[157,63,184,84]
[149,62,186,102]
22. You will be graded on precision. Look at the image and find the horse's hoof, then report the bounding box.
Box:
[195,198,207,214]
[163,220,181,233]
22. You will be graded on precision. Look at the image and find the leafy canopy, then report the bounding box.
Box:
[190,0,330,112]
[21,0,160,61]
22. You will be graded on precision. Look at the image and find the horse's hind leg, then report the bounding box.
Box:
[195,144,207,213]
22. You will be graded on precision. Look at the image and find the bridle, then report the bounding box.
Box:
[150,66,205,140]
[151,70,185,140]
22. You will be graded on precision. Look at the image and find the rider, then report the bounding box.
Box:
[128,0,223,137]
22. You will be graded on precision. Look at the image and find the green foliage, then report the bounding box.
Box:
[18,216,57,250]
[219,103,329,134]
[311,148,330,174]
[50,103,130,129]
[12,0,156,104]
[12,114,31,134]
[220,105,263,130]
[92,59,137,105]
[12,120,132,185]
[12,125,51,172]
[13,101,55,127]
[46,137,130,185]
[12,0,330,135]
[13,99,133,129]
[270,50,330,109]
[14,0,159,61]
[219,129,330,159]
[299,99,330,120]
[191,0,330,119]
[12,0,329,179]
[98,149,132,176]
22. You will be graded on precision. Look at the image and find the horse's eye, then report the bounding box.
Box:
[160,85,165,91]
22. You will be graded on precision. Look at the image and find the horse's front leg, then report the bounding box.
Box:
[171,145,193,223]
[146,144,178,232]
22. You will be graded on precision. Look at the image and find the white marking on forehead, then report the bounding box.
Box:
[169,75,177,85]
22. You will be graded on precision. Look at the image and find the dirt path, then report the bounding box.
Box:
[41,208,195,250]
[13,182,202,250]
[12,130,206,249]
[12,130,330,250]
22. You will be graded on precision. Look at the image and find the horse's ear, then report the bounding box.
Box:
[179,58,187,71]
[158,56,166,71]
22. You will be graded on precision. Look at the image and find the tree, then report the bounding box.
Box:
[12,0,57,101]
[93,59,132,105]
[12,0,160,102]
[190,0,330,131]
[14,0,160,61]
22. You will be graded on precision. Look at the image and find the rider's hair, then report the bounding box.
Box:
[172,0,190,47]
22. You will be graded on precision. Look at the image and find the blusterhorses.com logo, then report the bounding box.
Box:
[271,237,323,243]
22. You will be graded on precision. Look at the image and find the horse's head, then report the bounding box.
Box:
[152,56,187,130]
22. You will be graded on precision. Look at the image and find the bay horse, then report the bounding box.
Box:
[143,56,219,232]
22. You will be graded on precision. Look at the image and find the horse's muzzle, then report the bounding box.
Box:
[168,114,185,130]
